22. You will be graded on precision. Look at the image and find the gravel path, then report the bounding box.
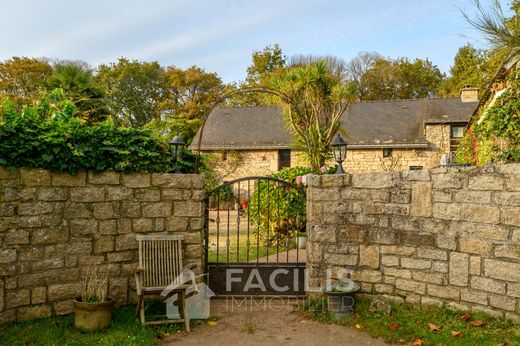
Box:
[164,299,389,346]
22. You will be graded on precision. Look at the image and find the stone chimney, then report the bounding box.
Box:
[460,85,479,103]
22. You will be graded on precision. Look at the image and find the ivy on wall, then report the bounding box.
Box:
[457,71,520,165]
[0,90,198,174]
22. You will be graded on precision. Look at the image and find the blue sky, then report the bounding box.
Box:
[0,0,510,83]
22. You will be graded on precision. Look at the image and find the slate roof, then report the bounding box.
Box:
[191,98,478,150]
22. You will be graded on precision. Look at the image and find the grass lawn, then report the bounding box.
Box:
[302,297,520,345]
[0,306,181,346]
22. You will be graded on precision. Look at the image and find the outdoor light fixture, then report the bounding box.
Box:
[331,133,347,174]
[169,134,185,173]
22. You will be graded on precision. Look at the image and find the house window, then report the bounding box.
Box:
[278,149,291,170]
[383,148,393,158]
[450,125,466,153]
[409,166,423,171]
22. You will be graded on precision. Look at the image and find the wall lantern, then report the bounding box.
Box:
[331,134,347,174]
[169,134,185,173]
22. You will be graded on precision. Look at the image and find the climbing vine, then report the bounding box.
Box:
[457,71,520,164]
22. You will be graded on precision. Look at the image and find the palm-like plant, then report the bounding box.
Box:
[464,0,520,53]
[46,63,109,125]
[270,61,357,171]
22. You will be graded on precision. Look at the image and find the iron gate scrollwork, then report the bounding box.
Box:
[204,176,306,297]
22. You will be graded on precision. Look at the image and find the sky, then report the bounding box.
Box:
[0,0,511,83]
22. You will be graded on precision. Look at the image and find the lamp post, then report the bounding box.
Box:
[169,134,185,173]
[331,134,347,174]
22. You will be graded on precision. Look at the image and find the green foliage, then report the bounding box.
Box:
[45,62,109,125]
[246,44,286,87]
[248,167,312,241]
[438,44,491,97]
[95,58,167,127]
[0,91,197,174]
[270,61,357,171]
[458,71,520,164]
[147,65,223,143]
[361,57,444,100]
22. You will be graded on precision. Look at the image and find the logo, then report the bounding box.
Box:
[161,269,215,320]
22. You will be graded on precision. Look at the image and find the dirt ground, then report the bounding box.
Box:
[164,299,389,346]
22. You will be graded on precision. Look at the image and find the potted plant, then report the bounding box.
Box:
[297,230,307,249]
[74,263,114,331]
[323,282,360,319]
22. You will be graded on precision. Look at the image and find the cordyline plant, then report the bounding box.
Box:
[270,60,357,171]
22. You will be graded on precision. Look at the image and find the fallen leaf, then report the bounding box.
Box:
[469,320,485,327]
[355,323,363,329]
[300,320,307,323]
[451,331,463,337]
[428,322,441,332]
[351,312,359,318]
[460,313,471,321]
[497,343,510,346]
[389,322,401,331]
[208,321,217,326]
[413,338,423,346]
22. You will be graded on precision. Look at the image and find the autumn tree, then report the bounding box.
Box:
[0,57,53,109]
[147,65,224,142]
[45,62,108,125]
[95,58,167,127]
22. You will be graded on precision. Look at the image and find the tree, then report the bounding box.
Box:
[0,57,53,109]
[361,57,443,100]
[270,61,357,171]
[289,54,348,81]
[45,62,108,125]
[246,43,286,86]
[147,65,224,142]
[346,51,382,100]
[397,58,444,99]
[95,58,167,127]
[227,44,286,107]
[438,44,489,96]
[362,57,400,100]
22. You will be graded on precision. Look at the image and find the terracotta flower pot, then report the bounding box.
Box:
[74,297,114,331]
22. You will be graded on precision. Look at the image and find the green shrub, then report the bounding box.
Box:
[248,166,312,241]
[0,90,198,174]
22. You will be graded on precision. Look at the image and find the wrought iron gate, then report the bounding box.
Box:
[204,176,306,297]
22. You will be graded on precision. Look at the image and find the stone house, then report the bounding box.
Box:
[192,92,478,181]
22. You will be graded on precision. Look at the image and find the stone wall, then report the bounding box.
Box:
[0,168,204,323]
[307,164,520,321]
